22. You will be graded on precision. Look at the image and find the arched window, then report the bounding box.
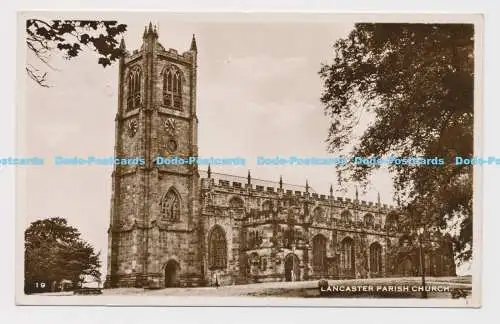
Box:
[341,237,355,274]
[341,210,352,223]
[163,70,172,106]
[229,196,244,209]
[172,72,178,93]
[312,234,327,273]
[177,72,182,93]
[159,189,181,222]
[262,200,272,219]
[162,67,183,109]
[313,207,325,223]
[370,242,382,274]
[127,67,142,111]
[364,213,374,227]
[262,200,271,212]
[208,226,227,269]
[385,212,399,230]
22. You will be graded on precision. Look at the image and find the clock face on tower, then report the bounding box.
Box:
[127,119,138,137]
[164,118,177,136]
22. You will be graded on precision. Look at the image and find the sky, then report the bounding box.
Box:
[21,14,450,279]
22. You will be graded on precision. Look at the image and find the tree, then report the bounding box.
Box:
[26,19,127,87]
[319,24,474,264]
[24,217,101,292]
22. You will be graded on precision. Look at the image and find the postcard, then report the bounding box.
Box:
[15,12,482,307]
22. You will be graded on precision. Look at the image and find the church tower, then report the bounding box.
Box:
[105,24,203,288]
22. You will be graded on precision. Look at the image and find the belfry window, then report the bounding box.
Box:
[163,68,182,109]
[208,226,227,269]
[127,67,142,111]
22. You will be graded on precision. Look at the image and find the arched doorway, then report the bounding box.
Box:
[284,253,300,282]
[164,259,180,288]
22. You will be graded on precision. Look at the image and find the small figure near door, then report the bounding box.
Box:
[214,273,219,288]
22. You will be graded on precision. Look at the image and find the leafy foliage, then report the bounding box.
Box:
[26,19,127,87]
[319,24,474,263]
[24,217,101,288]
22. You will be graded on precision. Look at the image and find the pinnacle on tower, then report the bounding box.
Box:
[330,184,333,196]
[247,170,251,185]
[279,175,283,189]
[190,34,198,52]
[143,22,158,39]
[355,186,359,201]
[119,37,126,50]
[305,179,309,192]
[207,164,211,178]
[377,192,381,205]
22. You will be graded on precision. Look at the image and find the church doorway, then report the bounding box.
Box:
[164,259,180,288]
[284,253,300,282]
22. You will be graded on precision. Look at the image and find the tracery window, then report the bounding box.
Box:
[313,207,325,223]
[312,235,327,273]
[385,212,399,230]
[159,189,181,222]
[262,200,272,218]
[341,237,355,273]
[208,226,227,269]
[163,67,182,109]
[127,67,142,111]
[262,200,271,212]
[364,213,375,227]
[229,197,244,209]
[370,242,382,274]
[341,210,352,223]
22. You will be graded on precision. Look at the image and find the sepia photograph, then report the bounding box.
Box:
[15,12,482,307]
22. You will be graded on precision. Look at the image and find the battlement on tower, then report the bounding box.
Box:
[124,44,195,64]
[120,23,196,66]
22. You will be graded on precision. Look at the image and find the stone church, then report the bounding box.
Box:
[104,24,456,288]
